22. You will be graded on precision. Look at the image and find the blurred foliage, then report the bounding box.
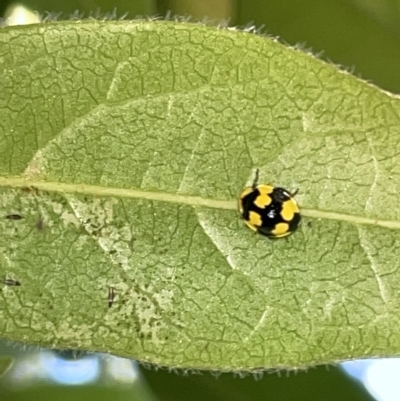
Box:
[157,0,233,22]
[0,342,158,401]
[234,0,400,93]
[141,365,375,401]
[349,0,400,38]
[2,385,155,401]
[2,0,155,18]
[0,355,13,377]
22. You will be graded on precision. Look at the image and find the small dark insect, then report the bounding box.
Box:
[5,214,23,220]
[108,287,115,308]
[36,217,45,231]
[2,278,21,286]
[128,236,136,250]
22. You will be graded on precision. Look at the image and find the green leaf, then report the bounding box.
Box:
[1,20,400,371]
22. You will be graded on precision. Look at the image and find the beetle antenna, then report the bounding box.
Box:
[252,169,260,189]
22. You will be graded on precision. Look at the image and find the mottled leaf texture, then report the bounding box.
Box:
[1,21,400,371]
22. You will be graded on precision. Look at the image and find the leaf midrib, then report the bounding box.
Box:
[0,176,399,230]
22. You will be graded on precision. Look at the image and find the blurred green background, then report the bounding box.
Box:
[1,0,397,399]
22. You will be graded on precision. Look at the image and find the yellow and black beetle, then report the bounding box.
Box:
[238,169,301,238]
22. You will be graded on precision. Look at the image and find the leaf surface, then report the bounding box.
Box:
[1,21,400,370]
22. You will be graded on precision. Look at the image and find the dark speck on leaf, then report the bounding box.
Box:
[2,278,21,286]
[5,214,22,220]
[37,217,45,231]
[108,287,115,308]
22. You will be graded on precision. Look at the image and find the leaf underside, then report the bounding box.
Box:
[1,20,400,371]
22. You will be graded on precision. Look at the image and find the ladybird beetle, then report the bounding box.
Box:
[238,169,301,238]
